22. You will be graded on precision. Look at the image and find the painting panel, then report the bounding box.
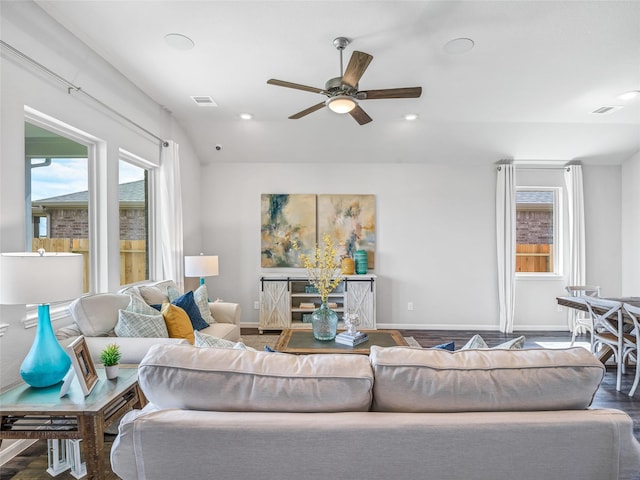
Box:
[318,194,375,269]
[261,194,316,267]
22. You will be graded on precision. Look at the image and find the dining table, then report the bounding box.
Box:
[556,295,640,363]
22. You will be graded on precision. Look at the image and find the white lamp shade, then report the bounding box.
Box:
[0,252,84,305]
[184,255,219,278]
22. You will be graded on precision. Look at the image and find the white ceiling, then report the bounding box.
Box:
[35,1,640,166]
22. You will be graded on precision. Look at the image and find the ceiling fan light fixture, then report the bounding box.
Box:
[326,95,357,114]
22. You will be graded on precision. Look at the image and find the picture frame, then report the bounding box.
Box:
[66,336,98,396]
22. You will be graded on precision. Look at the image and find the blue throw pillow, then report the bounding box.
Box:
[172,291,209,331]
[431,341,455,351]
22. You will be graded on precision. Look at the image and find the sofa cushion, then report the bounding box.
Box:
[138,285,170,305]
[369,346,605,413]
[68,293,130,337]
[139,344,374,412]
[115,309,169,338]
[160,303,195,344]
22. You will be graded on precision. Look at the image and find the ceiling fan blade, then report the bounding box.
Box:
[349,105,373,125]
[289,102,326,119]
[358,87,423,100]
[342,51,373,89]
[267,79,325,95]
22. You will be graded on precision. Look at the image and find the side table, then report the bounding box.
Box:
[0,366,145,480]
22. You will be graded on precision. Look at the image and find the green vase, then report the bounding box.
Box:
[311,301,338,341]
[354,250,368,274]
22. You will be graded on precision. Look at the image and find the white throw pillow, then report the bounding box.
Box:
[193,331,254,350]
[126,294,160,316]
[115,309,168,338]
[193,285,214,324]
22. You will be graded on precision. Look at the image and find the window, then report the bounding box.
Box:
[119,155,151,285]
[515,187,561,274]
[26,122,90,293]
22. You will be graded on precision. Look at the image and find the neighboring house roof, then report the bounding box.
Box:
[33,180,144,207]
[516,191,553,205]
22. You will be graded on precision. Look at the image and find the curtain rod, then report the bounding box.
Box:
[1,40,168,148]
[497,163,575,171]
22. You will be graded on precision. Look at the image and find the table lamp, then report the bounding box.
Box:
[184,254,219,285]
[0,250,83,388]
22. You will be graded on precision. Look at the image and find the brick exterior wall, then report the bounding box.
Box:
[516,210,552,244]
[46,207,146,239]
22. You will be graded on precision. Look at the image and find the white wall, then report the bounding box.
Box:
[622,151,640,295]
[0,2,202,390]
[199,162,622,331]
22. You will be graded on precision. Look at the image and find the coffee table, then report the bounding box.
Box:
[274,329,408,354]
[0,366,145,480]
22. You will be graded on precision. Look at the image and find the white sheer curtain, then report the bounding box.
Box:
[564,164,586,330]
[158,141,184,290]
[496,164,516,333]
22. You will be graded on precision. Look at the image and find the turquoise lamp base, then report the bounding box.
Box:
[20,304,72,388]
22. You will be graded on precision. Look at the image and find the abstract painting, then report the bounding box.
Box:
[318,194,376,268]
[261,194,316,267]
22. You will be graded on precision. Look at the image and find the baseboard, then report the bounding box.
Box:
[0,439,36,466]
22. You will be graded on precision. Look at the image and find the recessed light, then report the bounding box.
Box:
[240,113,253,120]
[165,33,195,51]
[618,90,640,101]
[443,38,474,55]
[404,113,419,121]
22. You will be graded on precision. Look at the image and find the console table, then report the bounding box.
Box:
[0,366,145,480]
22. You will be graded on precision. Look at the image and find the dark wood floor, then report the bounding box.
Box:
[1,329,639,479]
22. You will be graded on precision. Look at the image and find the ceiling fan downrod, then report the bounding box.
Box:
[333,37,350,78]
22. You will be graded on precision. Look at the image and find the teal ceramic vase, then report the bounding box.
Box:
[311,301,338,341]
[20,304,72,388]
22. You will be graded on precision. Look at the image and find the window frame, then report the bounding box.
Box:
[515,186,563,278]
[118,149,158,287]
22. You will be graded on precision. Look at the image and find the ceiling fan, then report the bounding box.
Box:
[267,37,422,125]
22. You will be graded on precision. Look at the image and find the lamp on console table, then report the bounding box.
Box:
[184,253,219,286]
[0,249,83,388]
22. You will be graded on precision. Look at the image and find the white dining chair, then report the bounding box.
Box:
[622,303,640,397]
[565,285,600,348]
[583,297,629,392]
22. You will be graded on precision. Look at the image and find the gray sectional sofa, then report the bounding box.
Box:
[111,344,640,480]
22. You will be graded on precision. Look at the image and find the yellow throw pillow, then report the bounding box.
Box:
[161,303,195,345]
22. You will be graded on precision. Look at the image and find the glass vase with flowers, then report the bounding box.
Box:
[294,234,342,340]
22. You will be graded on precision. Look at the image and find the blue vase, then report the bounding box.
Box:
[20,304,72,388]
[311,302,338,341]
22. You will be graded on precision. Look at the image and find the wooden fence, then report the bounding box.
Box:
[32,238,147,290]
[516,243,553,273]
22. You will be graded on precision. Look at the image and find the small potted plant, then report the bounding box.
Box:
[100,343,122,380]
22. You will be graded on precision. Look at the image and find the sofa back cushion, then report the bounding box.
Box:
[68,293,131,337]
[139,344,374,412]
[120,280,180,305]
[369,346,604,412]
